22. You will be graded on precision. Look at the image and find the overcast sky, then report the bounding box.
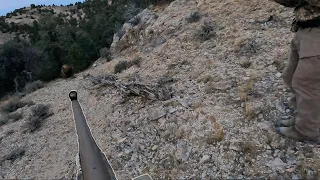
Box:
[0,0,84,15]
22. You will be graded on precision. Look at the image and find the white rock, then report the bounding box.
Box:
[276,73,282,78]
[268,158,286,169]
[200,155,210,164]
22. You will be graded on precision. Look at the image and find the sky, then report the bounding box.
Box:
[0,0,84,16]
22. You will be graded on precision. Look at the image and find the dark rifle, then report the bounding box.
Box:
[69,90,152,180]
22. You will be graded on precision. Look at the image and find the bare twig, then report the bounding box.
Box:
[84,74,173,101]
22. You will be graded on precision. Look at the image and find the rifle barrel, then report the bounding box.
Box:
[69,91,117,180]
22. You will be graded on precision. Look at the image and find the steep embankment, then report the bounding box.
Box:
[1,0,320,179]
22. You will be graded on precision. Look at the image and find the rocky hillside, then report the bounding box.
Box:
[1,0,320,179]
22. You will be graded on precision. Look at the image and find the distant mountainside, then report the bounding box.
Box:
[0,0,171,97]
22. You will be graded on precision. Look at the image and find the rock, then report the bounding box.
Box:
[268,158,286,169]
[307,170,316,177]
[200,155,211,164]
[149,107,167,121]
[286,168,295,173]
[257,122,272,132]
[158,118,166,127]
[281,116,290,119]
[175,141,190,162]
[275,101,286,113]
[292,174,299,180]
[118,137,126,143]
[229,144,240,151]
[151,145,158,151]
[258,113,263,119]
[167,106,178,114]
[276,73,282,78]
[124,148,132,154]
[178,99,191,108]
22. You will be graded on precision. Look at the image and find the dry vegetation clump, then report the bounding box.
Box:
[196,20,216,42]
[7,112,23,122]
[114,58,141,74]
[0,97,34,113]
[99,47,112,62]
[25,104,53,133]
[185,11,201,23]
[23,80,44,94]
[2,147,26,162]
[240,60,252,69]
[0,114,9,126]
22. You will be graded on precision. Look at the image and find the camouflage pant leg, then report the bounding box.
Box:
[293,56,320,138]
[291,27,320,138]
[282,34,299,109]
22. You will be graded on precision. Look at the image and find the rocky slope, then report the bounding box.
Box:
[1,0,320,179]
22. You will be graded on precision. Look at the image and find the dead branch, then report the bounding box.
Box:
[84,74,173,101]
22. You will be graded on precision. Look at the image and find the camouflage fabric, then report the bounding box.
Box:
[274,0,320,21]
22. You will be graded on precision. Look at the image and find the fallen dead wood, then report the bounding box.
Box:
[83,74,173,101]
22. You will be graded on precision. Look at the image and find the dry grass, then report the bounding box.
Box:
[0,97,34,113]
[239,140,258,156]
[244,102,255,120]
[237,76,258,102]
[197,75,213,83]
[206,117,224,144]
[193,101,204,110]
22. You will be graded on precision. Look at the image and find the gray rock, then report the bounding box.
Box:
[257,122,273,132]
[275,101,286,113]
[167,106,178,114]
[292,174,299,180]
[149,107,166,121]
[200,155,211,164]
[268,158,286,169]
[178,99,191,108]
[307,170,316,177]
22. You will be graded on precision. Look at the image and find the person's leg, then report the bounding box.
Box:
[282,35,299,109]
[277,27,320,142]
[278,34,299,127]
[293,56,320,139]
